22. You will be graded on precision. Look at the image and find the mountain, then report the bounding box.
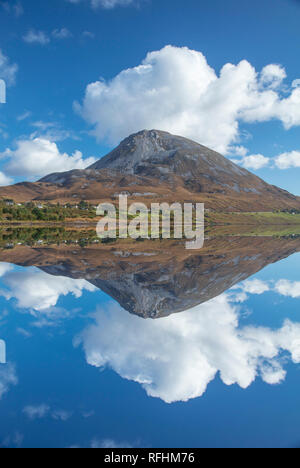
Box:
[0,129,299,211]
[0,235,300,318]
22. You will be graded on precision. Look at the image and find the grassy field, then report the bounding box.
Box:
[204,211,300,237]
[1,211,300,248]
[206,211,300,225]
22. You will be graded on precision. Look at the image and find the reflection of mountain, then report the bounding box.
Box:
[1,236,300,318]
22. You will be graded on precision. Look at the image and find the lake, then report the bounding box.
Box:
[0,229,300,448]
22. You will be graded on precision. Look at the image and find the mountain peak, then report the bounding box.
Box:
[88,129,244,177]
[88,129,193,173]
[1,129,299,213]
[40,129,253,189]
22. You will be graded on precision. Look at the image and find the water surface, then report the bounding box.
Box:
[0,230,300,448]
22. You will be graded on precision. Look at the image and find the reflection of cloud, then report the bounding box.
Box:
[52,409,72,421]
[23,404,72,421]
[240,279,270,295]
[78,295,300,403]
[91,438,133,448]
[0,268,96,311]
[274,280,300,298]
[0,49,18,86]
[234,278,300,301]
[23,404,50,420]
[0,363,18,399]
[0,432,24,448]
[0,262,13,277]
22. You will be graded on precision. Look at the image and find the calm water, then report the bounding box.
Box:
[1,233,300,448]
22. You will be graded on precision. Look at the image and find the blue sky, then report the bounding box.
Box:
[0,0,300,193]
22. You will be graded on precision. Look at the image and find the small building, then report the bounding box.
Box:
[4,199,14,207]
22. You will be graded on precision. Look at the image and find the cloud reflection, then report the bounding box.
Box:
[78,294,300,403]
[0,362,17,400]
[0,265,96,311]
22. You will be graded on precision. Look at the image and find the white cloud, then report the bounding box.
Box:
[77,295,300,403]
[17,111,32,122]
[0,137,96,180]
[274,151,300,169]
[0,363,18,400]
[260,64,287,89]
[0,171,13,186]
[1,268,96,311]
[233,149,300,171]
[23,28,72,46]
[292,79,300,88]
[52,28,72,40]
[23,404,50,419]
[235,153,270,170]
[0,49,18,86]
[78,45,300,154]
[23,30,50,45]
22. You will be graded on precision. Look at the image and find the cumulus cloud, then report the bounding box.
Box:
[260,64,287,89]
[0,363,18,400]
[1,267,96,311]
[274,151,300,169]
[77,294,300,403]
[0,137,96,180]
[233,149,300,171]
[78,45,300,154]
[0,49,18,86]
[232,153,270,170]
[0,171,13,186]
